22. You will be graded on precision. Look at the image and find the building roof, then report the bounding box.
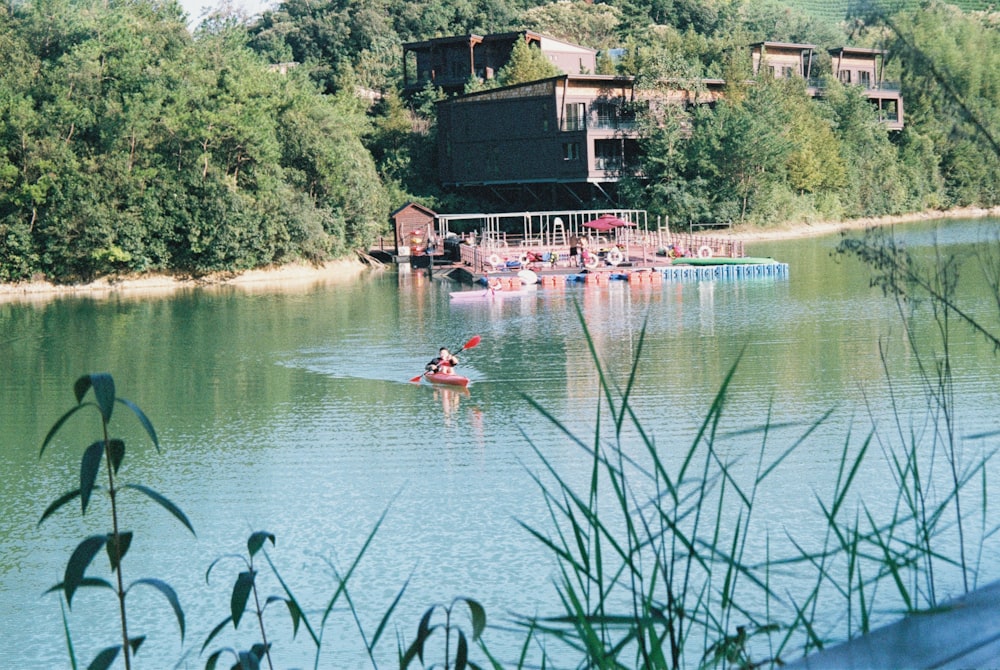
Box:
[403,30,596,55]
[437,73,637,104]
[404,30,564,51]
[829,46,886,56]
[748,41,817,50]
[390,201,438,219]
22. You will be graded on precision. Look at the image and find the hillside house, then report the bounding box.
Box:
[750,41,904,130]
[436,73,724,205]
[402,31,597,96]
[749,41,816,80]
[433,34,904,206]
[828,47,904,130]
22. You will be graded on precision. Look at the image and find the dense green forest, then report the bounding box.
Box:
[1,0,998,283]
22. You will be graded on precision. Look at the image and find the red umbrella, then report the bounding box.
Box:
[583,214,634,230]
[583,217,617,231]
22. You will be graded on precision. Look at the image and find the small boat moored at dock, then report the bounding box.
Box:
[450,287,533,300]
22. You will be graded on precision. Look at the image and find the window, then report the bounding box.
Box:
[563,103,586,131]
[594,140,622,170]
[859,71,871,87]
[593,102,616,129]
[620,102,638,127]
[839,70,852,84]
[562,142,580,161]
[882,100,899,122]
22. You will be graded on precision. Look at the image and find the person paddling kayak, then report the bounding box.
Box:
[426,347,459,375]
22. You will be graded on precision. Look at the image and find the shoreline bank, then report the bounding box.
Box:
[722,206,1000,242]
[3,206,998,303]
[0,258,372,304]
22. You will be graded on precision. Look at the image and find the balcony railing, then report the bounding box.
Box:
[592,116,637,130]
[807,77,901,93]
[562,117,638,132]
[595,157,623,171]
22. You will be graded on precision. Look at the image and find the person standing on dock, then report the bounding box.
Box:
[579,236,592,268]
[570,234,581,267]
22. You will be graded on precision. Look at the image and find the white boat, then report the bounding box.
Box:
[449,287,530,300]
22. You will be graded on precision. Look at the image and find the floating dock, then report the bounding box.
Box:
[656,261,789,281]
[443,260,790,293]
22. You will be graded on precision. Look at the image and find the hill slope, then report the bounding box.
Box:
[778,0,996,24]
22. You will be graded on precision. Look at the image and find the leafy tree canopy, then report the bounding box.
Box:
[0,0,389,283]
[494,37,563,87]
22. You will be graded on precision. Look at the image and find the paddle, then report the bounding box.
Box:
[409,335,481,382]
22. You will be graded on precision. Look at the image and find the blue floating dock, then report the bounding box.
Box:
[656,262,789,282]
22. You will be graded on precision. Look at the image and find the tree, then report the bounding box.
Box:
[782,80,846,195]
[879,2,1000,207]
[494,37,562,88]
[823,79,909,217]
[686,81,795,223]
[519,1,622,50]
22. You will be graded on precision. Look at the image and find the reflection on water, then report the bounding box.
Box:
[2,219,1000,667]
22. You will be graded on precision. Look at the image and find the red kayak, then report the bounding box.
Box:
[423,371,470,387]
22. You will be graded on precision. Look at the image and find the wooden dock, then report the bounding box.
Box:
[785,580,1000,669]
[456,230,746,275]
[400,227,789,285]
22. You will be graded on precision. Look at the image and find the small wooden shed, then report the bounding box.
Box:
[390,202,438,257]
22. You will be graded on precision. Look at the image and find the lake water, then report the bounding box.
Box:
[3,218,1000,668]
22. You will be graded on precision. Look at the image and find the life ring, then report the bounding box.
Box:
[697,246,713,259]
[518,253,530,266]
[583,253,599,270]
[607,248,624,266]
[488,253,503,267]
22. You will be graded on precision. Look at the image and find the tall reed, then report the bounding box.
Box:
[512,239,1000,668]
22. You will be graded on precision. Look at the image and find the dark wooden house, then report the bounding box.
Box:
[431,35,904,207]
[436,73,724,206]
[402,31,597,96]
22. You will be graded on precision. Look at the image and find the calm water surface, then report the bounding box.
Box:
[3,218,1000,667]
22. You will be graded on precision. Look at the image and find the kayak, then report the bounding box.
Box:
[423,371,470,387]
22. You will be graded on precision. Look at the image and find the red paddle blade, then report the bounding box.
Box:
[409,374,424,383]
[462,335,482,351]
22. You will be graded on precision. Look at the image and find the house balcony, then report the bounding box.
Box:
[560,117,638,132]
[593,115,637,131]
[806,78,904,129]
[807,78,902,94]
[594,157,623,171]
